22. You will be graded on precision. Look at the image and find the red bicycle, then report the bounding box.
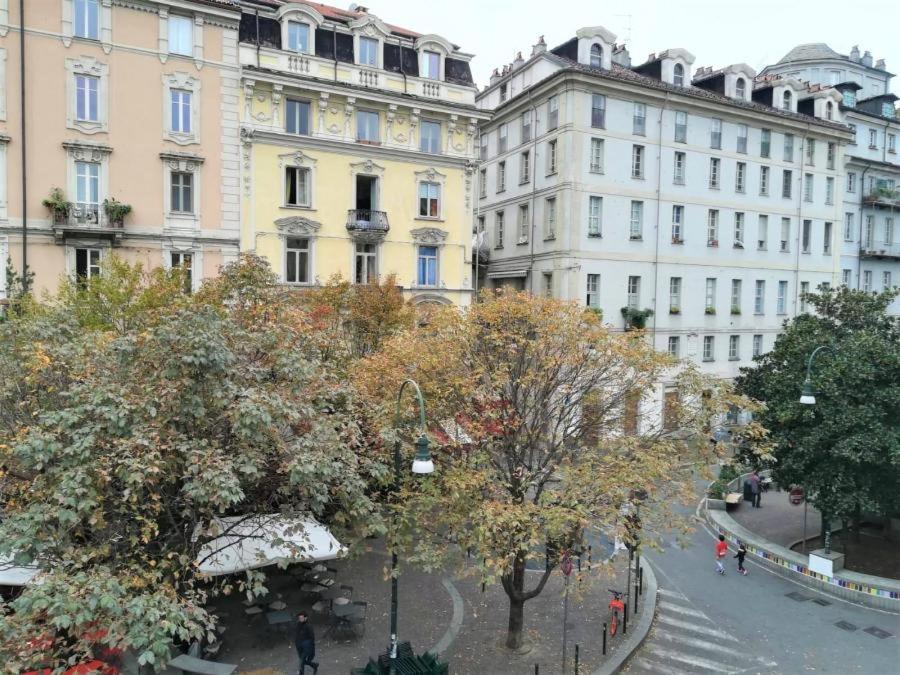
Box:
[608,588,624,635]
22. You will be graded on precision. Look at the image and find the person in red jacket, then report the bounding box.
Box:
[715,534,728,575]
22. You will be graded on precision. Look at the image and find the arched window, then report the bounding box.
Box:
[673,63,684,86]
[735,77,746,99]
[590,44,602,68]
[825,101,834,120]
[782,90,792,110]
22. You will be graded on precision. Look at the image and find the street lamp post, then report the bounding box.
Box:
[389,379,434,674]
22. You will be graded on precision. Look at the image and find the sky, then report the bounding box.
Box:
[363,0,898,93]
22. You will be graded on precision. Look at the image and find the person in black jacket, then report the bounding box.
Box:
[734,541,748,575]
[295,611,319,674]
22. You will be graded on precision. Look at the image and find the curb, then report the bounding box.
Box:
[592,559,657,675]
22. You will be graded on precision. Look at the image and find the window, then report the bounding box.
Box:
[521,111,532,142]
[544,197,557,239]
[710,119,722,149]
[479,169,486,198]
[497,161,506,192]
[669,277,682,313]
[848,123,857,144]
[731,279,742,314]
[729,335,740,360]
[760,166,770,195]
[543,273,553,298]
[627,276,640,308]
[75,247,101,280]
[74,0,99,40]
[629,201,643,239]
[479,134,488,160]
[734,212,745,246]
[168,15,193,56]
[827,142,836,169]
[591,94,606,129]
[847,172,857,193]
[631,145,644,178]
[869,129,877,149]
[500,83,507,103]
[668,336,680,357]
[75,75,98,122]
[825,101,834,120]
[777,280,788,314]
[588,196,602,237]
[889,134,897,154]
[418,182,440,218]
[884,271,893,290]
[707,209,719,246]
[705,278,717,313]
[844,89,857,107]
[757,215,768,250]
[803,173,813,202]
[356,110,379,142]
[754,280,765,314]
[590,138,604,173]
[782,170,792,199]
[780,217,790,252]
[547,96,558,130]
[284,166,310,207]
[672,205,684,242]
[170,171,193,213]
[842,269,852,286]
[75,161,100,212]
[424,50,440,79]
[674,111,687,142]
[737,124,748,154]
[735,78,746,99]
[517,204,529,243]
[884,103,895,117]
[709,158,720,189]
[826,177,834,205]
[752,334,763,358]
[735,162,746,192]
[171,89,192,133]
[417,245,438,286]
[702,335,715,361]
[633,102,646,135]
[844,212,854,241]
[806,138,815,166]
[782,90,792,110]
[420,120,441,154]
[673,63,685,86]
[865,215,875,248]
[170,252,193,294]
[285,99,310,135]
[354,243,377,284]
[287,21,310,53]
[590,44,603,67]
[824,221,833,254]
[800,281,810,312]
[498,123,508,153]
[673,152,686,184]
[358,37,378,66]
[586,274,600,308]
[801,219,811,252]
[863,270,872,292]
[285,237,310,284]
[547,140,558,174]
[760,129,771,158]
[494,211,505,248]
[886,217,894,246]
[520,151,531,183]
[784,133,794,162]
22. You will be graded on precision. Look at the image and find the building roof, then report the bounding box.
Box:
[776,43,843,64]
[242,1,422,40]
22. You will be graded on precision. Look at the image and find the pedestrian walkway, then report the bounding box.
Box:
[627,587,778,674]
[730,485,820,548]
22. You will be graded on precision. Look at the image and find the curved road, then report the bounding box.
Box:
[628,502,899,674]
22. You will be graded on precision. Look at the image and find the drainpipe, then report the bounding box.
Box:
[857,164,871,287]
[650,92,670,338]
[254,9,260,68]
[19,0,27,289]
[399,38,408,95]
[794,125,810,315]
[527,89,538,294]
[332,24,338,81]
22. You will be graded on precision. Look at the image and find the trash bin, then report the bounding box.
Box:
[743,479,753,502]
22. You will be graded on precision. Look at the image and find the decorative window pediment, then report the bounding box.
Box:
[275,215,321,237]
[160,151,204,172]
[410,227,448,246]
[277,3,324,54]
[162,72,201,145]
[415,167,447,185]
[349,159,385,177]
[278,150,318,168]
[63,139,113,161]
[348,13,391,37]
[65,55,109,134]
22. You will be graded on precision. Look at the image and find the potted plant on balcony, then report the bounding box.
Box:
[707,239,719,247]
[620,307,653,330]
[730,306,741,315]
[42,188,71,225]
[669,306,680,315]
[705,306,716,315]
[103,198,132,228]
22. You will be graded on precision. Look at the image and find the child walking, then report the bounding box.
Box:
[715,534,728,575]
[734,541,748,575]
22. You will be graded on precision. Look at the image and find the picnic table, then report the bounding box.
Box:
[326,601,367,639]
[167,654,237,675]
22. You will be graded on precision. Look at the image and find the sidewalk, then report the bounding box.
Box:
[728,485,820,547]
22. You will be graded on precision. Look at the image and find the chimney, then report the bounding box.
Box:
[512,51,525,70]
[612,44,631,68]
[648,52,656,62]
[489,68,501,86]
[850,45,860,62]
[532,35,546,57]
[875,58,886,70]
[862,50,873,67]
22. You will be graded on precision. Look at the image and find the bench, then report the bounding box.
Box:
[724,492,743,505]
[167,654,237,675]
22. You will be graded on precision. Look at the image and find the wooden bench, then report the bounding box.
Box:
[724,492,743,505]
[167,654,237,675]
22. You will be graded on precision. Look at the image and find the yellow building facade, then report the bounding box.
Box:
[237,2,488,305]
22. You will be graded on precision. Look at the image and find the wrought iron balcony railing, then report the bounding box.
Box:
[346,209,390,233]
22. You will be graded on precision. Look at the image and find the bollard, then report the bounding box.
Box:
[534,665,539,675]
[481,580,486,593]
[639,565,644,595]
[623,602,628,635]
[602,623,607,655]
[635,583,640,612]
[577,554,582,572]
[575,644,580,674]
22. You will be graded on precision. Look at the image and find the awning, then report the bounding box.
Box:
[0,555,41,587]
[486,269,528,279]
[195,514,344,577]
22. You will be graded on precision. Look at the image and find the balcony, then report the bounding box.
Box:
[52,203,124,245]
[864,189,900,208]
[859,242,900,260]
[346,209,389,242]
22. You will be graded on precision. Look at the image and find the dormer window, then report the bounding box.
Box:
[735,78,746,99]
[825,101,834,120]
[287,21,310,53]
[590,44,602,68]
[782,90,792,110]
[359,37,378,67]
[424,51,440,79]
[883,103,895,118]
[673,63,685,87]
[842,89,856,107]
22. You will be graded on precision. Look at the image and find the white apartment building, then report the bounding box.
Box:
[474,27,852,395]
[762,44,899,314]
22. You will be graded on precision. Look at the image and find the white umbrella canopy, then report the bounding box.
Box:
[0,555,41,586]
[195,514,344,577]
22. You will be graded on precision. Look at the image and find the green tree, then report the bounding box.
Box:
[0,256,386,670]
[736,285,900,535]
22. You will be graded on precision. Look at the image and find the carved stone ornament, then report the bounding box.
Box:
[278,150,317,168]
[410,227,448,245]
[350,159,385,176]
[63,141,113,161]
[240,126,254,145]
[415,167,447,183]
[275,216,322,237]
[349,228,387,245]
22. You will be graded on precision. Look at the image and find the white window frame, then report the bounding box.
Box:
[284,165,312,208]
[784,133,794,162]
[824,221,833,254]
[673,151,685,184]
[544,197,557,240]
[71,246,103,281]
[731,279,742,313]
[354,242,378,284]
[590,138,604,173]
[168,249,199,293]
[417,181,441,219]
[169,170,194,214]
[735,162,746,193]
[847,172,856,193]
[520,150,531,183]
[668,336,681,358]
[66,56,108,134]
[494,210,505,248]
[844,212,854,241]
[284,236,312,285]
[356,109,380,143]
[734,212,745,247]
[707,209,719,246]
[64,141,110,223]
[358,36,380,67]
[547,95,559,130]
[669,277,682,312]
[420,119,442,154]
[591,93,606,129]
[709,157,720,189]
[62,0,112,51]
[780,217,791,252]
[752,334,763,358]
[671,205,684,243]
[760,166,769,195]
[416,244,439,287]
[161,151,203,230]
[737,124,748,154]
[705,278,717,313]
[286,20,311,53]
[517,203,529,244]
[521,110,532,142]
[883,271,892,290]
[826,177,834,205]
[73,0,100,40]
[497,161,506,192]
[547,140,558,175]
[633,102,646,136]
[777,280,788,314]
[760,128,771,157]
[729,335,740,361]
[627,275,640,309]
[803,173,814,202]
[754,280,765,314]
[702,335,715,361]
[710,118,722,149]
[674,111,687,143]
[863,270,872,292]
[757,214,768,250]
[631,145,644,179]
[842,269,852,286]
[588,196,602,237]
[800,281,810,312]
[162,72,200,145]
[165,13,198,59]
[586,273,600,308]
[629,201,643,240]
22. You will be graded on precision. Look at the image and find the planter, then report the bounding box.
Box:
[707,498,726,511]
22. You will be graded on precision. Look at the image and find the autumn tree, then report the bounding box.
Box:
[358,291,769,651]
[0,255,387,670]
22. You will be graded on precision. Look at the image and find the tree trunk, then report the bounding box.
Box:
[501,549,553,651]
[506,594,525,650]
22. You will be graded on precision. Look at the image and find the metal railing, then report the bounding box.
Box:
[346,209,390,233]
